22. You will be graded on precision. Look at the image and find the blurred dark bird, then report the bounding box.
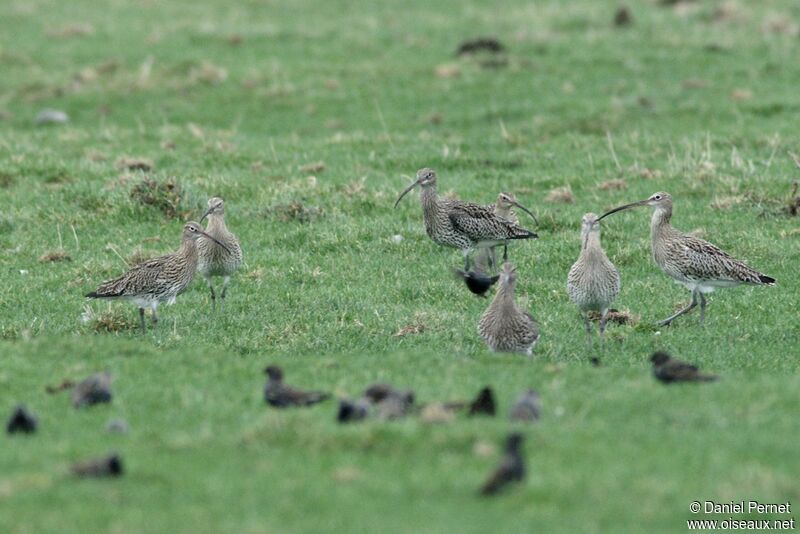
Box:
[480,433,526,496]
[6,405,38,434]
[363,383,415,420]
[614,6,633,27]
[456,37,506,56]
[453,268,499,297]
[264,366,330,408]
[510,390,541,422]
[72,452,124,478]
[337,398,370,423]
[589,357,601,367]
[71,372,113,408]
[468,386,496,416]
[651,351,719,383]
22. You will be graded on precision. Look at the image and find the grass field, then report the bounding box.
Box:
[1,0,799,532]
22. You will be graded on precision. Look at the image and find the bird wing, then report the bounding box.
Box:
[448,204,530,241]
[671,235,763,283]
[663,359,700,379]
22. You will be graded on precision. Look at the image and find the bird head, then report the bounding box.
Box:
[650,351,671,365]
[264,365,283,381]
[598,191,673,221]
[497,191,539,225]
[499,262,518,286]
[182,221,231,253]
[200,197,225,222]
[394,168,437,208]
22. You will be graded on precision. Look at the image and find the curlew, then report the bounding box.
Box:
[197,197,243,311]
[650,351,718,384]
[478,263,539,356]
[567,213,621,344]
[87,222,229,333]
[394,168,537,270]
[484,191,539,268]
[479,433,526,496]
[598,192,775,326]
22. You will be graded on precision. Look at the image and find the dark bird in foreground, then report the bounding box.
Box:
[509,390,541,422]
[468,386,496,416]
[72,452,124,478]
[6,405,38,434]
[480,433,526,496]
[86,222,230,333]
[363,383,415,420]
[337,398,370,423]
[264,366,330,408]
[453,268,500,297]
[650,351,719,383]
[71,372,113,408]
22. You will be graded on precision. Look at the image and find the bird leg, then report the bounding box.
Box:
[463,250,471,271]
[151,307,158,325]
[205,276,216,311]
[599,308,609,342]
[698,292,707,325]
[502,241,508,262]
[582,313,594,349]
[220,276,231,312]
[138,308,146,334]
[658,290,698,327]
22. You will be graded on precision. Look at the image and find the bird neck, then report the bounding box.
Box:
[179,239,200,265]
[650,206,673,239]
[420,185,438,213]
[206,213,227,233]
[494,282,517,311]
[581,231,603,257]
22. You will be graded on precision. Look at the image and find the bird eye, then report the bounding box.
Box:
[654,195,661,200]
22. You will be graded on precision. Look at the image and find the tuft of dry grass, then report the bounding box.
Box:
[599,179,627,191]
[299,161,325,174]
[117,157,154,172]
[38,250,71,263]
[545,185,574,204]
[267,202,324,223]
[394,314,428,337]
[91,309,137,333]
[46,23,94,38]
[129,177,184,219]
[587,308,639,326]
[434,64,460,79]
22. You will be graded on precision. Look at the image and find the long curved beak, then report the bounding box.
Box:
[394,179,420,208]
[199,207,213,223]
[597,199,648,221]
[199,230,231,253]
[511,200,539,225]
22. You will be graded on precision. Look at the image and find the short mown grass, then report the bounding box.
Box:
[1,0,799,532]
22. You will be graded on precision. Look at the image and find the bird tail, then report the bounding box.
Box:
[758,275,776,285]
[508,228,538,240]
[698,373,719,382]
[305,392,331,406]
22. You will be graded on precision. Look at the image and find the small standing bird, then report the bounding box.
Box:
[197,197,243,311]
[86,222,229,333]
[567,213,621,344]
[394,168,537,270]
[598,192,775,326]
[452,268,499,297]
[480,433,526,496]
[71,372,113,408]
[6,405,38,434]
[509,390,541,422]
[263,366,330,408]
[478,263,539,356]
[650,351,719,383]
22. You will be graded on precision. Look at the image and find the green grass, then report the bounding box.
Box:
[2,0,800,532]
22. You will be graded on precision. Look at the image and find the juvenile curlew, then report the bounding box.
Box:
[479,433,526,496]
[478,263,539,356]
[197,197,243,311]
[87,222,229,333]
[598,192,775,326]
[567,213,621,344]
[394,168,537,270]
[650,351,718,383]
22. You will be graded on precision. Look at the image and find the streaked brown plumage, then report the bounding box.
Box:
[478,263,539,356]
[197,197,243,311]
[263,366,330,408]
[86,222,229,332]
[599,192,775,326]
[651,351,718,383]
[394,168,537,270]
[484,192,539,268]
[480,433,526,496]
[567,213,620,343]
